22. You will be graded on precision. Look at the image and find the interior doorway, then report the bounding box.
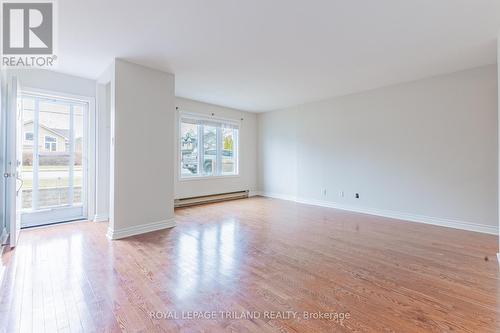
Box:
[18,91,89,228]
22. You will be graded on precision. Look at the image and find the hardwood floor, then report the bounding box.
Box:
[0,196,499,332]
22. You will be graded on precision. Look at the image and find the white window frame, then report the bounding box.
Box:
[178,111,240,181]
[44,135,57,151]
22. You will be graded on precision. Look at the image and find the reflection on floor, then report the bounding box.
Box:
[0,197,499,332]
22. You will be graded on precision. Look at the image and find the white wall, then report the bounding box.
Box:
[107,59,176,239]
[498,34,500,251]
[258,65,498,233]
[175,97,257,198]
[95,81,111,222]
[257,107,298,198]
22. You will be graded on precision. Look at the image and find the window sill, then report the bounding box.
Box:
[179,174,240,182]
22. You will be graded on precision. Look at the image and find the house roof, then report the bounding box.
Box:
[23,120,69,140]
[50,128,70,139]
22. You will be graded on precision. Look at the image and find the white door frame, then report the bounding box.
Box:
[6,76,21,247]
[18,87,96,226]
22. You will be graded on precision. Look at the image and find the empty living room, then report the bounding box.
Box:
[1,0,500,332]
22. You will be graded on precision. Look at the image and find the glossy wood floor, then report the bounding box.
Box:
[0,197,499,332]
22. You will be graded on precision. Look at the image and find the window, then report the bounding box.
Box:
[44,135,57,152]
[180,113,239,178]
[25,132,33,141]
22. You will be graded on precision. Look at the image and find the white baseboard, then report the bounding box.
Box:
[106,218,176,240]
[93,214,109,222]
[254,191,297,202]
[256,191,499,235]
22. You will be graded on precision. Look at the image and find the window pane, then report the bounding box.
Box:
[203,125,217,176]
[221,128,237,174]
[21,97,34,210]
[179,117,239,178]
[38,100,71,208]
[180,122,199,176]
[73,105,84,205]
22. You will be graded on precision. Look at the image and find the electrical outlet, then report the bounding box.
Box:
[339,191,344,197]
[355,193,360,199]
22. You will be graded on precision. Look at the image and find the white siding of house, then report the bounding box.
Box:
[23,122,67,153]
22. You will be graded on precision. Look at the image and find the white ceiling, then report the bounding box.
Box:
[57,0,500,112]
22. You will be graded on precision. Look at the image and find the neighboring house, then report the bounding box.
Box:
[23,121,68,153]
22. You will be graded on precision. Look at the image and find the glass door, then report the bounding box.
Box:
[19,92,88,227]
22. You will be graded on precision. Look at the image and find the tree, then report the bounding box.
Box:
[223,135,233,151]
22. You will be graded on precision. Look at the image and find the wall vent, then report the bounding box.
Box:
[174,190,249,208]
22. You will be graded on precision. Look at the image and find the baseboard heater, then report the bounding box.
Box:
[175,190,249,208]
